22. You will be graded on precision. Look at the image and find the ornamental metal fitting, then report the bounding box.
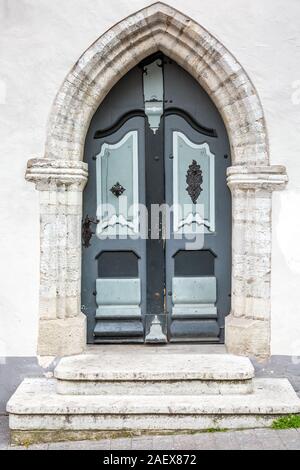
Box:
[110,182,126,198]
[82,215,98,248]
[186,159,203,204]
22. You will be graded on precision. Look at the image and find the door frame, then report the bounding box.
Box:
[25,3,287,358]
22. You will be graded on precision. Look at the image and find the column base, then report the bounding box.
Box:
[225,314,270,359]
[37,313,87,356]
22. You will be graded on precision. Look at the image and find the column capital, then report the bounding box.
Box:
[227,165,288,191]
[26,158,88,190]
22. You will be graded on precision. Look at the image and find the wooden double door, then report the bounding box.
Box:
[82,53,231,343]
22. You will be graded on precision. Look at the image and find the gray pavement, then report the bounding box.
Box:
[1,416,300,450]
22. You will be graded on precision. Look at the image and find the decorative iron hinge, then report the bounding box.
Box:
[82,215,98,248]
[186,159,203,204]
[110,181,126,198]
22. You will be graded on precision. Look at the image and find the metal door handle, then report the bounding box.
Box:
[82,215,98,248]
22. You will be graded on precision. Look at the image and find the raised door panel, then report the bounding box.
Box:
[83,112,146,343]
[96,130,139,236]
[173,130,215,234]
[164,116,231,342]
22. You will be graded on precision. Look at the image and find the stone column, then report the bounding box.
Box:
[26,159,88,356]
[225,165,288,358]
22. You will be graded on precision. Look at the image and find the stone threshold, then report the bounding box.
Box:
[54,353,254,395]
[55,353,254,381]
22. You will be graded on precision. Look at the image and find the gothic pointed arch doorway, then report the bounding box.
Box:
[25,2,287,358]
[82,52,232,344]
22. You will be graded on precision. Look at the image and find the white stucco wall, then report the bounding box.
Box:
[0,0,299,356]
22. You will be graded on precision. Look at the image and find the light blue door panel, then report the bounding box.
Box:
[172,276,216,304]
[172,276,217,319]
[96,278,141,306]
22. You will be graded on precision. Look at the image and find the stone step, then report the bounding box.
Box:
[7,377,300,445]
[54,353,255,395]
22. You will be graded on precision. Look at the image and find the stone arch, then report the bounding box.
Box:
[26,2,287,358]
[46,2,267,166]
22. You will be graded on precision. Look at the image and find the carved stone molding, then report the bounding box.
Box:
[225,165,288,358]
[227,165,288,191]
[26,158,88,190]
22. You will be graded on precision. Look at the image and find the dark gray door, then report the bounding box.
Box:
[82,53,231,343]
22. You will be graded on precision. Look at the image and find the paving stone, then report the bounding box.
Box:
[110,438,132,450]
[192,433,217,450]
[174,433,215,450]
[0,433,9,446]
[47,442,75,450]
[7,445,26,450]
[68,440,111,450]
[2,419,300,450]
[254,429,285,450]
[276,428,300,450]
[253,356,300,397]
[27,443,49,450]
[48,439,111,450]
[0,416,8,427]
[131,437,153,450]
[234,429,264,450]
[0,416,9,441]
[77,440,112,450]
[152,435,175,450]
[214,431,240,450]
